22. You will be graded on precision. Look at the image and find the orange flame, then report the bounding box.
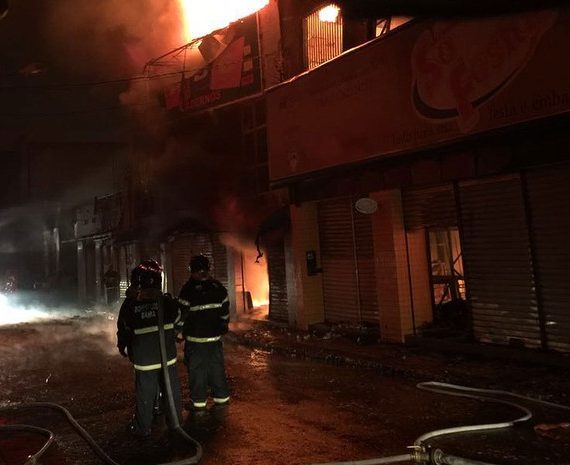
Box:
[220,233,269,308]
[179,0,269,42]
[242,248,269,308]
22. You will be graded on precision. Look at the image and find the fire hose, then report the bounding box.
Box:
[311,381,570,465]
[156,294,203,464]
[2,328,570,465]
[0,295,203,465]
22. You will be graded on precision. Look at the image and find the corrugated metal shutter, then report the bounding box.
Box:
[212,234,229,290]
[403,185,457,230]
[526,166,570,352]
[118,245,129,297]
[118,243,139,297]
[267,239,288,322]
[192,233,214,265]
[171,236,193,296]
[459,176,540,348]
[353,206,378,323]
[318,197,378,324]
[170,233,215,296]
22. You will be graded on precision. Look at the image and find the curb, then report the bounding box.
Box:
[226,331,454,384]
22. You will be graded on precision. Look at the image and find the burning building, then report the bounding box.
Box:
[112,0,284,321]
[16,0,569,357]
[112,1,570,356]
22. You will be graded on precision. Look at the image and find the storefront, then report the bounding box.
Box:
[267,8,570,350]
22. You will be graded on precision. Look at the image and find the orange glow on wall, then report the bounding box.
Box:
[179,0,268,42]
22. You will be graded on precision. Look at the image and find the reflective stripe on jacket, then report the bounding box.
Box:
[178,278,230,340]
[117,290,180,371]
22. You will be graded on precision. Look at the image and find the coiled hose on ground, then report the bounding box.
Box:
[0,296,202,465]
[311,381,570,465]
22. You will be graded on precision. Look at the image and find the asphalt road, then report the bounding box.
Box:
[1,314,569,465]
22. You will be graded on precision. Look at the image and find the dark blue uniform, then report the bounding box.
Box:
[117,288,182,435]
[178,277,230,409]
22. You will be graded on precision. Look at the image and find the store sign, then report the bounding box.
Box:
[268,8,570,182]
[164,14,261,113]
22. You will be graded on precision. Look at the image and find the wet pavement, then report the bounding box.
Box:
[0,314,570,465]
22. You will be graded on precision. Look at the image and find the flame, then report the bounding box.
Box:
[220,233,269,308]
[179,0,269,42]
[242,249,269,308]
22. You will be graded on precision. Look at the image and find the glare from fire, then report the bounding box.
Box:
[0,294,76,326]
[220,233,269,309]
[318,4,340,23]
[179,0,269,42]
[242,248,269,308]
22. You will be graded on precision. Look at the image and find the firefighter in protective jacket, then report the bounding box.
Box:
[177,254,230,410]
[116,260,182,437]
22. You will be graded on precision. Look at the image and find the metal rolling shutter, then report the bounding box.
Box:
[318,197,378,324]
[212,234,229,289]
[526,166,570,352]
[459,176,540,348]
[171,236,193,295]
[267,240,288,322]
[353,207,378,323]
[192,233,214,265]
[403,185,457,230]
[171,234,215,295]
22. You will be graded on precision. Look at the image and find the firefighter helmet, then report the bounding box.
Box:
[132,259,163,289]
[189,254,210,273]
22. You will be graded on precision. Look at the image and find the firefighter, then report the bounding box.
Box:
[116,259,182,438]
[178,254,230,411]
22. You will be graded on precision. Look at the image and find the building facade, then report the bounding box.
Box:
[266,3,570,352]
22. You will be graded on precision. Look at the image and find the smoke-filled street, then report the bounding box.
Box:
[1,312,570,465]
[2,1,570,465]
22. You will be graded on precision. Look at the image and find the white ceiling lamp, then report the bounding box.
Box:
[355,197,378,214]
[318,4,340,23]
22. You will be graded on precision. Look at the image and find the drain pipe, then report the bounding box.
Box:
[156,295,203,464]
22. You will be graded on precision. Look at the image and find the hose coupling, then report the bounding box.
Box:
[407,445,430,463]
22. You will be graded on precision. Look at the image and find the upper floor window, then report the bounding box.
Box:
[304,4,343,70]
[375,16,413,37]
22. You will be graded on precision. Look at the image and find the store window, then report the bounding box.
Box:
[304,4,343,70]
[429,228,466,307]
[241,99,268,196]
[375,16,413,37]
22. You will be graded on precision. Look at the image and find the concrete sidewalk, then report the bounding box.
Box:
[228,317,570,405]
